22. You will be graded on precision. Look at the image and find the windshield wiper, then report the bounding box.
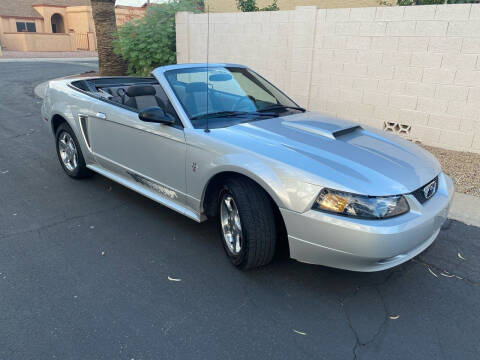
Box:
[190,111,246,121]
[191,111,276,121]
[257,105,306,113]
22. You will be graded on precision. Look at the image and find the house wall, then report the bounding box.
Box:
[32,5,68,34]
[0,16,45,49]
[2,32,74,51]
[115,5,147,26]
[0,16,45,33]
[66,6,94,33]
[0,4,144,52]
[177,4,480,153]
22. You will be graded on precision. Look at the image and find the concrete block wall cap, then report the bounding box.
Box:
[295,6,318,10]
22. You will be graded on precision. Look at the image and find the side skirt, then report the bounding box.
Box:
[87,164,205,223]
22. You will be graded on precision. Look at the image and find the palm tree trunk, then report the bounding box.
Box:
[90,0,126,76]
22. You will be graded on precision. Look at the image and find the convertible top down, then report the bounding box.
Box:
[41,63,454,271]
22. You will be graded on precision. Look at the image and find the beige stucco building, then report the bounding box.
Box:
[0,0,146,52]
[204,0,386,12]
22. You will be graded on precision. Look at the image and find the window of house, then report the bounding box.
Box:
[16,22,36,33]
[26,22,36,32]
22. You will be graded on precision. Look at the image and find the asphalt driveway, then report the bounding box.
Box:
[0,61,479,360]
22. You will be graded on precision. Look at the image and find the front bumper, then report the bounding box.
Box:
[281,172,454,272]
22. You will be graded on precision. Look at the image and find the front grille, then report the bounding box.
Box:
[411,177,438,204]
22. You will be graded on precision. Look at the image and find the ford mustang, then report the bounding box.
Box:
[41,63,454,271]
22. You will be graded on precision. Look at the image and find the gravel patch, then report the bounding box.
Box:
[422,145,480,197]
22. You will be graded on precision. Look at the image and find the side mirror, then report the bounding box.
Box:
[138,106,175,125]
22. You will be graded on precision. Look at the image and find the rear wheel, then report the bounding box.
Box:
[55,123,91,179]
[218,177,277,269]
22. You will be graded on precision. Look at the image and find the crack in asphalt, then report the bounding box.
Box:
[341,255,478,360]
[340,270,401,360]
[342,286,362,360]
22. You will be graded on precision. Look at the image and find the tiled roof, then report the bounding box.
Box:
[0,0,91,18]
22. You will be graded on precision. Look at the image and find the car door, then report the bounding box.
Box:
[86,96,187,206]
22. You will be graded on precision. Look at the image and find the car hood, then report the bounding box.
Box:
[226,112,441,196]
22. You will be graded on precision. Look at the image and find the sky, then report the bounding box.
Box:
[115,0,166,7]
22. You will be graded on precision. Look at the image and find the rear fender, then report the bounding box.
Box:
[46,81,95,161]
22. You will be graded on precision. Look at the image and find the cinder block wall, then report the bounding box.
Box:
[176,4,480,153]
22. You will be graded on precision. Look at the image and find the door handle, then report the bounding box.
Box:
[96,112,106,120]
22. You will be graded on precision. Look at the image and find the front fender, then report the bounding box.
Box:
[185,132,321,214]
[202,156,291,210]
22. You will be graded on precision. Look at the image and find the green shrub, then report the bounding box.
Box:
[113,0,202,76]
[397,0,414,5]
[236,0,279,12]
[262,0,280,11]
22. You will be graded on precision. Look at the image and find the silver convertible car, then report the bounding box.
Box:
[41,63,454,271]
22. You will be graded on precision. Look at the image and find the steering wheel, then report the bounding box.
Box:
[233,95,257,112]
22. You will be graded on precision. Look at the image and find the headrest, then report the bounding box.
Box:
[186,82,207,94]
[126,85,156,97]
[209,73,232,82]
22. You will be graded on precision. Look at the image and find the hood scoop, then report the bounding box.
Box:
[283,119,362,140]
[332,125,362,138]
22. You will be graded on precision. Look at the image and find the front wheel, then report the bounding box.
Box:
[55,123,91,179]
[218,178,277,269]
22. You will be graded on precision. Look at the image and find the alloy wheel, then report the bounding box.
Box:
[58,131,78,172]
[220,193,243,255]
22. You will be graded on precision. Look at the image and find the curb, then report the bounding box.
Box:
[449,192,480,227]
[0,57,98,62]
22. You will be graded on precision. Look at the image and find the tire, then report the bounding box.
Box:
[55,122,92,179]
[218,177,277,269]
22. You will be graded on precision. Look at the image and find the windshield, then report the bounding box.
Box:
[164,66,302,129]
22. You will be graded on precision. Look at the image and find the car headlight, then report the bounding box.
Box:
[313,188,409,220]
